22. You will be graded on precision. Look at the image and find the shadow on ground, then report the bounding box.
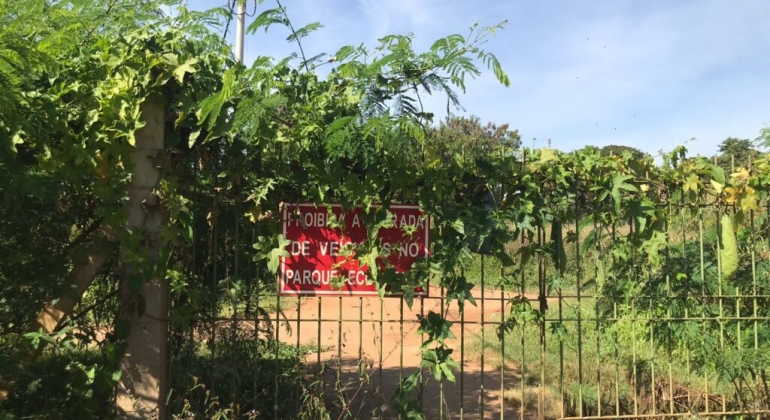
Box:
[305,355,529,420]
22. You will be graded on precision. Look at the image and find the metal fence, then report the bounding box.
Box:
[168,196,770,419]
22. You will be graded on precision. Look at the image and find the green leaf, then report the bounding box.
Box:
[683,173,700,193]
[495,250,515,267]
[550,221,567,272]
[287,22,324,43]
[267,234,291,274]
[610,173,637,213]
[246,8,284,34]
[173,57,199,83]
[188,129,201,148]
[451,219,465,235]
[549,322,568,341]
[596,259,605,285]
[417,311,455,347]
[441,362,456,382]
[261,95,288,108]
[333,45,356,62]
[710,179,724,194]
[483,52,510,87]
[711,165,726,185]
[325,116,354,135]
[196,67,237,137]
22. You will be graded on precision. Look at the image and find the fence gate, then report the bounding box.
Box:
[169,193,770,419]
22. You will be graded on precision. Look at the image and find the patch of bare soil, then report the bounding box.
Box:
[272,287,537,419]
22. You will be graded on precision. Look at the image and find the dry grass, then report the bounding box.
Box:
[502,385,562,420]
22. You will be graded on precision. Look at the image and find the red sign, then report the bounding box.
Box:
[279,203,429,296]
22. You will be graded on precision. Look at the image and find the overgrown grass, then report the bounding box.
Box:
[218,294,301,318]
[467,300,719,418]
[169,324,372,420]
[0,346,114,420]
[462,235,594,293]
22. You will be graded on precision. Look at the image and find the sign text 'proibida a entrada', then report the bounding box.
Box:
[279,203,429,297]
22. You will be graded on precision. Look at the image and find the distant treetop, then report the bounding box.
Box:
[428,115,521,154]
[715,137,760,169]
[600,145,647,160]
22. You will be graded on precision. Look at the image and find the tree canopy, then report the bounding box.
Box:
[427,115,521,164]
[716,137,760,169]
[599,144,647,160]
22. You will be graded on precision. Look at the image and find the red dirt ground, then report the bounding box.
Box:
[271,287,535,419]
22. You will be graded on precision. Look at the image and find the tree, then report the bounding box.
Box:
[600,144,647,160]
[427,115,521,164]
[716,137,760,169]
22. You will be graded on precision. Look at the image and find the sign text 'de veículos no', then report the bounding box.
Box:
[279,203,429,296]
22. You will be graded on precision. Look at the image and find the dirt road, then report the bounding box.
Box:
[273,287,529,419]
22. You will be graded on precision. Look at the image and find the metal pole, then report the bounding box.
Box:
[235,0,245,64]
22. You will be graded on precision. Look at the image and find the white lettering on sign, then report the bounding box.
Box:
[347,270,368,285]
[306,212,324,228]
[398,242,421,257]
[319,241,341,256]
[389,213,423,229]
[287,211,337,228]
[381,242,421,257]
[279,203,429,296]
[290,241,310,256]
[284,269,368,286]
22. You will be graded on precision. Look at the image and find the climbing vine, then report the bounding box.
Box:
[2,0,770,418]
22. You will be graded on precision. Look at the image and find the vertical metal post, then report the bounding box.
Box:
[296,296,301,351]
[399,298,404,382]
[253,226,260,414]
[480,254,486,418]
[460,268,466,419]
[699,211,709,415]
[611,224,619,417]
[591,212,600,419]
[666,204,674,416]
[440,285,445,420]
[631,222,638,418]
[235,0,245,64]
[519,233,526,420]
[337,295,343,370]
[317,298,322,367]
[537,227,546,420]
[500,266,505,420]
[379,299,384,395]
[419,294,425,410]
[681,203,692,410]
[750,156,760,420]
[358,296,363,364]
[274,292,281,420]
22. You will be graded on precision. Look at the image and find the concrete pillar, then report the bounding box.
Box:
[116,96,169,419]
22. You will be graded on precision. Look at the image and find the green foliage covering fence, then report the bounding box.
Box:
[2,0,770,419]
[169,143,770,419]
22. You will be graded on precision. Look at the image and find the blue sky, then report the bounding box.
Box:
[188,0,770,158]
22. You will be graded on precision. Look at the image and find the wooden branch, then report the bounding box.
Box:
[34,224,116,334]
[65,217,103,251]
